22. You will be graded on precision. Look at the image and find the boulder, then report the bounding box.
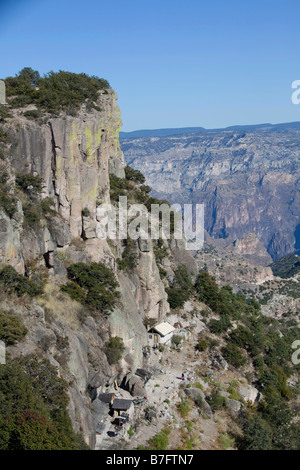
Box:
[48,216,71,247]
[138,237,153,252]
[127,376,146,397]
[238,385,259,404]
[226,398,243,413]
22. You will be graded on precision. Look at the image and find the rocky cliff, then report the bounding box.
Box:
[122,127,300,260]
[0,87,197,448]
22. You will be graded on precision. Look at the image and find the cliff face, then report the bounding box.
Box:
[122,128,300,260]
[0,90,198,448]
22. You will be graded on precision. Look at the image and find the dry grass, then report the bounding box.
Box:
[36,282,83,331]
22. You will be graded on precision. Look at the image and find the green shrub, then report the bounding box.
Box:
[227,386,239,400]
[0,312,27,345]
[229,325,263,357]
[140,185,151,193]
[197,339,208,351]
[195,271,249,320]
[117,239,137,271]
[0,171,17,218]
[147,427,170,450]
[221,343,247,368]
[177,399,190,417]
[219,433,235,450]
[166,287,190,309]
[206,390,227,411]
[153,239,168,263]
[171,334,183,346]
[0,128,8,143]
[124,165,146,184]
[104,336,125,365]
[254,357,265,376]
[60,282,86,303]
[208,315,231,334]
[0,265,42,297]
[0,356,89,449]
[23,109,43,119]
[40,197,56,217]
[22,202,42,226]
[109,173,132,202]
[5,68,110,115]
[85,285,118,312]
[82,207,90,217]
[239,414,272,450]
[16,173,44,196]
[61,262,120,314]
[0,105,12,121]
[174,264,193,292]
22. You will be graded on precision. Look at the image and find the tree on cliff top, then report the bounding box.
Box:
[5,67,110,115]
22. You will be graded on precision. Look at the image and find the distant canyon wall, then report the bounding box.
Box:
[122,128,300,260]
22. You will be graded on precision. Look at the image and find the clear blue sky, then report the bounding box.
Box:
[1,0,300,131]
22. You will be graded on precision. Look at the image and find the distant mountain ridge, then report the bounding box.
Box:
[120,121,300,139]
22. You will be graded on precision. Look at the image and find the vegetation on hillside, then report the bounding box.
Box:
[166,264,194,308]
[0,311,27,345]
[4,67,110,115]
[193,269,300,450]
[270,254,300,279]
[103,336,125,365]
[60,262,120,315]
[0,355,88,449]
[0,265,43,298]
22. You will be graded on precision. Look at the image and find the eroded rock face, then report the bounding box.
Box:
[0,91,198,448]
[232,232,272,266]
[10,90,124,239]
[0,205,24,274]
[122,128,300,260]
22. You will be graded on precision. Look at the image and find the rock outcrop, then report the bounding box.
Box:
[0,90,196,448]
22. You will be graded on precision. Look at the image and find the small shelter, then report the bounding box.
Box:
[148,321,175,346]
[111,398,134,417]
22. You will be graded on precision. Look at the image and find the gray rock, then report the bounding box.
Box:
[127,376,146,397]
[48,216,71,247]
[226,398,243,413]
[138,237,153,252]
[238,385,259,403]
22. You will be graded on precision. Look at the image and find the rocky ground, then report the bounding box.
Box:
[96,303,258,451]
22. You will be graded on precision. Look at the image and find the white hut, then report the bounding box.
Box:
[148,321,175,346]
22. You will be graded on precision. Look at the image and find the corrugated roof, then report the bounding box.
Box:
[112,398,133,410]
[153,321,175,336]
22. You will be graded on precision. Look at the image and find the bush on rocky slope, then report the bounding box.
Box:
[61,262,120,315]
[4,67,110,115]
[0,356,89,450]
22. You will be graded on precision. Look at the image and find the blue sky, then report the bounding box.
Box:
[1,0,300,131]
